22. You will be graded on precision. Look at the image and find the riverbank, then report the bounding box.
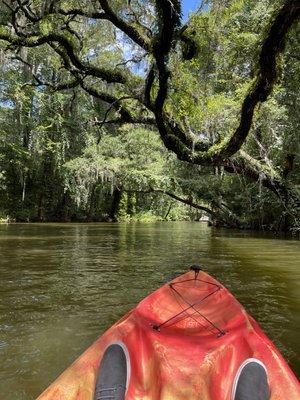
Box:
[2,217,300,236]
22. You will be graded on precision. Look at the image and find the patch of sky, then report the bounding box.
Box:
[116,30,147,76]
[88,2,207,76]
[0,82,11,109]
[124,1,206,75]
[182,0,203,21]
[0,100,14,109]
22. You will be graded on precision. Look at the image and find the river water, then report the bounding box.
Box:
[0,222,299,399]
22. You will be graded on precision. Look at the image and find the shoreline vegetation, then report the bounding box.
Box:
[1,216,299,236]
[0,209,210,224]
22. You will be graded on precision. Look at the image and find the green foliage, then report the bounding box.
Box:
[0,0,299,230]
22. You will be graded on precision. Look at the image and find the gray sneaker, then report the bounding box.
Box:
[232,358,270,400]
[94,343,130,400]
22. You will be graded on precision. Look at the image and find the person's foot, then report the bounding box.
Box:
[94,343,129,400]
[232,358,270,400]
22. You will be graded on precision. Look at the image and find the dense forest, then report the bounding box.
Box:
[0,0,299,231]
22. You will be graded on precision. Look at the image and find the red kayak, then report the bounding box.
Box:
[37,267,300,399]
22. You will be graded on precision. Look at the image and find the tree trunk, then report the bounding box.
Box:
[37,192,45,222]
[86,184,97,221]
[109,188,122,221]
[164,202,172,220]
[56,191,72,222]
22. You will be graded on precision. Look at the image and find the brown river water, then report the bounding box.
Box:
[0,222,299,399]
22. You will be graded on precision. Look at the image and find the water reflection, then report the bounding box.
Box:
[0,222,299,399]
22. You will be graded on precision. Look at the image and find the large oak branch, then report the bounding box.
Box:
[195,1,300,163]
[0,29,128,84]
[152,1,300,166]
[98,0,150,51]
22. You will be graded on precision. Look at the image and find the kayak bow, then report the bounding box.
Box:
[37,268,300,400]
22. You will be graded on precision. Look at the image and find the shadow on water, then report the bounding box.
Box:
[0,222,299,399]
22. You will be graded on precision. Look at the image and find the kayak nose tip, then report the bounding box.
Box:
[190,264,204,280]
[190,264,203,272]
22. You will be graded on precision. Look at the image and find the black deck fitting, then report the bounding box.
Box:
[190,264,202,272]
[152,324,160,332]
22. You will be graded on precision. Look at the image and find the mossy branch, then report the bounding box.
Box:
[0,29,128,84]
[194,1,300,163]
[98,0,150,51]
[1,0,299,172]
[151,1,300,166]
[134,188,240,227]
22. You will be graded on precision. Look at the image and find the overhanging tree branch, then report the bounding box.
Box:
[149,1,300,166]
[0,29,128,83]
[94,117,156,126]
[129,188,239,227]
[98,0,150,51]
[223,157,288,198]
[154,189,219,218]
[57,8,106,20]
[0,0,299,171]
[193,1,300,163]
